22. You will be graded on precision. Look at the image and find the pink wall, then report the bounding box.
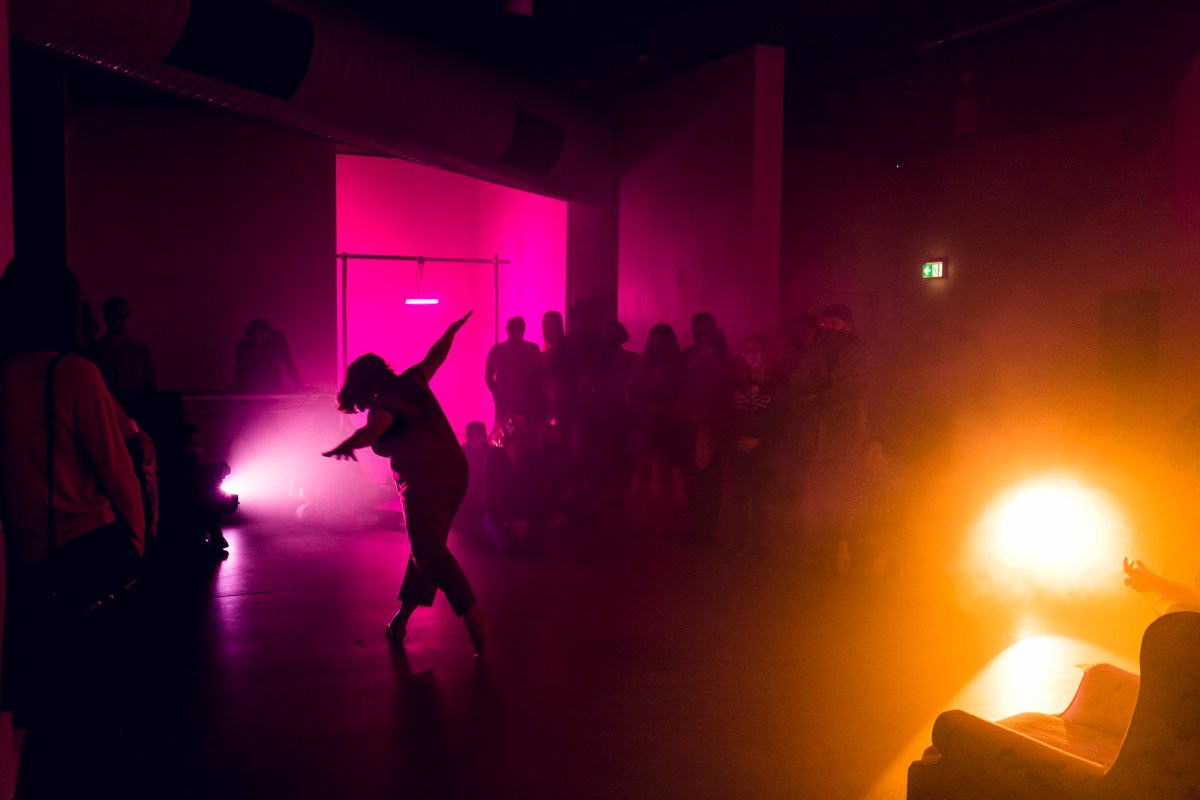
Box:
[336,155,565,437]
[618,45,784,352]
[68,102,336,392]
[478,179,568,347]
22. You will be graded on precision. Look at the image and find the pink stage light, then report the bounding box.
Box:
[404,298,440,305]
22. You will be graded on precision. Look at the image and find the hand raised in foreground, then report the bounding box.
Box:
[448,311,473,333]
[1123,557,1153,592]
[322,443,358,461]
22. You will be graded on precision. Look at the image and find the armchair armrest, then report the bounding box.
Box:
[1059,663,1139,738]
[929,710,1106,799]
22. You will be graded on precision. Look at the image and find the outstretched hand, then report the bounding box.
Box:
[322,443,358,461]
[1123,557,1152,592]
[448,311,473,333]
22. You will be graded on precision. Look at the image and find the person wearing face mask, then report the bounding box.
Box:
[727,335,788,557]
[814,304,869,461]
[809,303,870,571]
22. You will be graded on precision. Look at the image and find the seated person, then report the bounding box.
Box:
[295,456,390,531]
[483,410,552,555]
[233,318,302,393]
[541,421,581,529]
[170,423,238,551]
[455,420,490,538]
[1123,556,1200,614]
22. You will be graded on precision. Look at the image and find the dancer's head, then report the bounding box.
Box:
[336,353,394,413]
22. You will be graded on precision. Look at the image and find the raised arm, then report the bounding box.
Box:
[417,311,472,382]
[1123,557,1200,606]
[323,407,393,461]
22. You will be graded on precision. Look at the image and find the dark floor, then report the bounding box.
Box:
[15,503,1151,800]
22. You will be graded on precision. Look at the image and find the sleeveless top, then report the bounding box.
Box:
[369,367,468,498]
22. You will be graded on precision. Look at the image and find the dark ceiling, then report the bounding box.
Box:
[336,0,1200,154]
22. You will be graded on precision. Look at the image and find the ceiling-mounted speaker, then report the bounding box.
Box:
[497,108,564,176]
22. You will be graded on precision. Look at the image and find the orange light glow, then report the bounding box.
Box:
[968,473,1130,596]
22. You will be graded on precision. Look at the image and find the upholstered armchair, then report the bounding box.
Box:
[907,611,1200,800]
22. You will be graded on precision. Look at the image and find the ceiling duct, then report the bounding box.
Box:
[9,0,617,208]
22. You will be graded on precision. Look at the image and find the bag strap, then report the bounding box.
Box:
[44,353,66,556]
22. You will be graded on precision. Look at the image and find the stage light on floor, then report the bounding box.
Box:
[969,472,1130,596]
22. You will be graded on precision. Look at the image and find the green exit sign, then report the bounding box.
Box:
[921,260,945,279]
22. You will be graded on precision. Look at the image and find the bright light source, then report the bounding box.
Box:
[220,477,240,496]
[404,298,439,305]
[969,473,1129,596]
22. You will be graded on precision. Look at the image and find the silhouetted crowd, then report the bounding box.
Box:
[0,253,914,763]
[467,303,909,575]
[0,259,285,742]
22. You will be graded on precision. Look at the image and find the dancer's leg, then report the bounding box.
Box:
[400,490,486,654]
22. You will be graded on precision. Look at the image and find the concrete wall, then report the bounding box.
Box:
[780,54,1200,561]
[785,52,1200,422]
[618,45,784,352]
[67,101,337,394]
[781,149,900,337]
[566,203,619,325]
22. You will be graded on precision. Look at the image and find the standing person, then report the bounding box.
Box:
[681,328,736,546]
[546,303,605,464]
[809,303,870,570]
[682,312,719,367]
[540,310,565,430]
[777,312,825,536]
[322,311,488,656]
[87,295,160,541]
[484,316,545,436]
[586,320,639,509]
[629,323,687,535]
[86,295,158,423]
[0,260,145,739]
[541,310,565,354]
[728,335,787,557]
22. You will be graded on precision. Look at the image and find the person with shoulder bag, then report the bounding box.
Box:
[0,260,145,729]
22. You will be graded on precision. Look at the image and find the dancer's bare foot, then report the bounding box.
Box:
[463,604,488,657]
